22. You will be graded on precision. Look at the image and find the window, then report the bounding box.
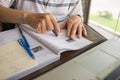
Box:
[88,0,120,39]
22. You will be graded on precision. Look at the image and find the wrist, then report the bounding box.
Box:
[76,14,81,18]
[22,11,31,24]
[76,14,84,22]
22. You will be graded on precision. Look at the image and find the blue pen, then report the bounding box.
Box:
[18,38,35,59]
[19,27,30,48]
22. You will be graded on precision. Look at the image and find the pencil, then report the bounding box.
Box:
[52,30,57,36]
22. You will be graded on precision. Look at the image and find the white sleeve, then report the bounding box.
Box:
[69,0,83,17]
[0,0,15,8]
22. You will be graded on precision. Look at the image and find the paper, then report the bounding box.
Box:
[0,41,37,80]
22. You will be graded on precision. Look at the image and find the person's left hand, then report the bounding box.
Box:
[61,15,87,39]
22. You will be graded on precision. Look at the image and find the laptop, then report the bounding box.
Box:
[34,40,120,80]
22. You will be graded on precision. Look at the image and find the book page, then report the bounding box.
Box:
[21,24,92,54]
[21,29,60,64]
[0,41,37,80]
[25,32,60,65]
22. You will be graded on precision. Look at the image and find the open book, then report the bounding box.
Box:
[20,24,92,55]
[0,25,92,79]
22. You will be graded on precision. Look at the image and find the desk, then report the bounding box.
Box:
[19,25,106,80]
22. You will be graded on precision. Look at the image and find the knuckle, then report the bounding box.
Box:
[73,24,78,29]
[48,26,53,30]
[74,26,77,29]
[67,22,72,27]
[67,20,73,24]
[41,18,45,23]
[74,24,78,27]
[49,27,53,30]
[45,13,51,18]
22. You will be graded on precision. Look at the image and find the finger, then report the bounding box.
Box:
[46,18,54,31]
[60,20,67,29]
[70,23,78,39]
[77,24,82,38]
[82,26,87,37]
[41,19,47,33]
[50,16,60,36]
[36,23,42,33]
[67,21,73,37]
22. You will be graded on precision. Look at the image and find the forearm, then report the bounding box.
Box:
[0,5,60,34]
[0,5,28,24]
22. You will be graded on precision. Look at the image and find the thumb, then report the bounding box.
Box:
[60,21,67,29]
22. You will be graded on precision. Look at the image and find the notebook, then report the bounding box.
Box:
[34,40,120,80]
[0,41,38,80]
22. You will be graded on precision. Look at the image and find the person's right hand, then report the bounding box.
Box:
[25,13,60,35]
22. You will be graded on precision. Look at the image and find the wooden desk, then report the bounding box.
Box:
[20,25,106,80]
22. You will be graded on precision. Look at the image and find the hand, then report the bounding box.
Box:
[25,13,60,35]
[61,15,87,39]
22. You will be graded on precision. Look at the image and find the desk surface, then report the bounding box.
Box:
[20,25,106,80]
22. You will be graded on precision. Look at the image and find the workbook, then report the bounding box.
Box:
[20,24,92,55]
[0,25,92,79]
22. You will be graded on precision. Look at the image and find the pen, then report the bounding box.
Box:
[52,30,57,36]
[19,27,30,48]
[18,38,35,59]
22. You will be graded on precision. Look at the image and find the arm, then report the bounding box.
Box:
[0,5,60,35]
[0,5,28,24]
[61,0,87,39]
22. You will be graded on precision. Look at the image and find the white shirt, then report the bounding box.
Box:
[0,0,83,23]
